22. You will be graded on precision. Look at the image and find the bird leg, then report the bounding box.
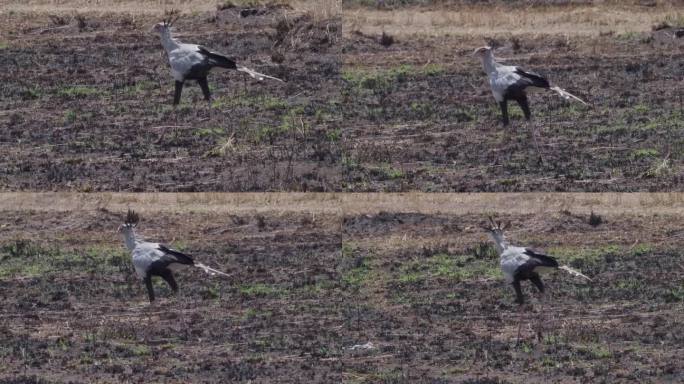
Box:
[516,94,531,121]
[174,81,184,105]
[536,294,545,342]
[144,275,155,302]
[512,279,525,345]
[530,275,546,340]
[498,100,510,126]
[513,280,524,305]
[529,121,545,165]
[197,77,211,102]
[516,304,525,346]
[159,269,179,293]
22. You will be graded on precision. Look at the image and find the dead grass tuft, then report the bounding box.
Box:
[344,4,684,37]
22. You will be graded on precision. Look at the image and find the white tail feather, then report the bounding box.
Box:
[237,66,284,82]
[195,263,232,278]
[559,265,592,281]
[550,86,588,105]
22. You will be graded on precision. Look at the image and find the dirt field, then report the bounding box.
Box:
[341,2,684,192]
[0,2,342,192]
[1,0,684,382]
[1,1,683,192]
[341,210,684,383]
[0,208,342,383]
[1,195,683,383]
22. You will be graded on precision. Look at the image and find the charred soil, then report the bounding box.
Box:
[1,209,682,382]
[341,29,684,191]
[0,6,342,191]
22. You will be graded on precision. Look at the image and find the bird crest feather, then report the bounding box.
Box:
[124,209,139,227]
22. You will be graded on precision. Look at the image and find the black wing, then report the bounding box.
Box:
[198,46,237,70]
[514,67,550,89]
[523,249,559,268]
[156,244,195,266]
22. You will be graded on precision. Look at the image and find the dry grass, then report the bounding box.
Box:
[0,0,340,18]
[291,0,341,21]
[1,0,218,14]
[0,193,682,215]
[344,4,683,37]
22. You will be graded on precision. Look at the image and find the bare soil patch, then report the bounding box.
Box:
[341,210,684,383]
[0,209,342,383]
[1,208,682,382]
[340,7,684,191]
[0,5,342,191]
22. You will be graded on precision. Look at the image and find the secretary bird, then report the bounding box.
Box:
[483,217,591,342]
[118,209,230,302]
[152,11,283,105]
[474,46,588,126]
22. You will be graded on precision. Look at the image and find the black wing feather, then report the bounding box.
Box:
[157,244,195,266]
[523,249,559,268]
[514,67,550,89]
[198,46,237,70]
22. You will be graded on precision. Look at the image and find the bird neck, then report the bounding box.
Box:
[490,232,509,255]
[159,29,180,52]
[481,51,497,75]
[122,229,139,251]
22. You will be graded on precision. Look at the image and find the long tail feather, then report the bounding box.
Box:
[559,265,592,281]
[237,66,284,82]
[550,86,588,105]
[195,263,232,278]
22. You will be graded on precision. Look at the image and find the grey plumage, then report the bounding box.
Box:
[152,14,282,105]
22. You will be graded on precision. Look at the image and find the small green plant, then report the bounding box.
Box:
[664,286,684,303]
[467,242,498,259]
[121,80,156,94]
[325,128,341,142]
[341,155,359,171]
[372,163,403,180]
[262,95,288,110]
[57,86,101,99]
[239,283,280,298]
[64,110,77,123]
[616,31,641,40]
[630,243,652,256]
[201,283,221,300]
[193,127,225,138]
[341,242,356,257]
[588,345,612,359]
[342,261,370,289]
[252,125,279,144]
[129,344,150,356]
[22,87,41,100]
[632,104,650,114]
[630,148,659,160]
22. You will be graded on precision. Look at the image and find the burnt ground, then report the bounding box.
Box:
[0,209,342,383]
[340,211,684,383]
[1,4,683,193]
[0,6,342,191]
[340,29,684,191]
[1,208,683,383]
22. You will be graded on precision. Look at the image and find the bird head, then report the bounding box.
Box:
[152,9,180,33]
[151,22,169,33]
[118,209,139,234]
[481,216,509,238]
[472,46,492,59]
